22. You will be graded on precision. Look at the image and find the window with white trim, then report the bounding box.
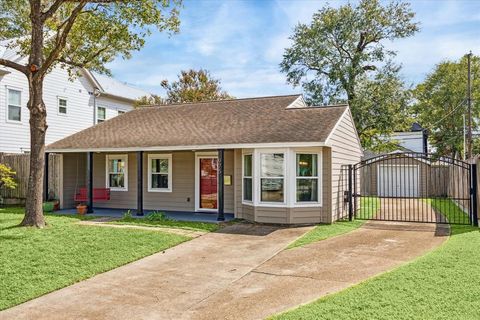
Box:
[148,154,172,192]
[260,153,284,203]
[296,154,319,202]
[243,154,252,201]
[106,155,128,191]
[97,106,106,123]
[7,89,21,122]
[58,97,67,114]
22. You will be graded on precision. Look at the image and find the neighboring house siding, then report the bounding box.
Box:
[329,110,363,221]
[0,67,138,153]
[62,150,235,213]
[390,132,424,153]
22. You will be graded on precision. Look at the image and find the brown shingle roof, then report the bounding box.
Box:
[47,95,347,151]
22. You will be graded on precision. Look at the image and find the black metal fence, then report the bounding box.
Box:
[348,152,478,225]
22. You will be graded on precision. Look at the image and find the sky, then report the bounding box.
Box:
[107,0,480,98]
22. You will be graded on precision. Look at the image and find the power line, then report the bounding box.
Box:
[431,98,466,127]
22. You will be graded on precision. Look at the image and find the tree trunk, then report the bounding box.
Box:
[21,77,47,228]
[21,4,47,228]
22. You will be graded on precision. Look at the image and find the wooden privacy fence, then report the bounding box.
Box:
[0,153,61,204]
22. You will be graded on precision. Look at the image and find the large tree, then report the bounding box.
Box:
[353,63,412,151]
[161,69,233,103]
[0,0,181,227]
[413,54,480,157]
[280,0,418,147]
[133,94,166,108]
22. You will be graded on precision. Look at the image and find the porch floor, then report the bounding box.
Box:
[55,208,235,223]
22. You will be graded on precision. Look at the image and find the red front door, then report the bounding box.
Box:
[199,158,218,210]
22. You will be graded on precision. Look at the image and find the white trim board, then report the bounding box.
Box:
[47,142,328,153]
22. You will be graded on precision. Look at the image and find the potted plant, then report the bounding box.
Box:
[76,203,87,215]
[43,193,60,213]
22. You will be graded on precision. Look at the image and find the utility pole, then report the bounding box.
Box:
[467,51,473,159]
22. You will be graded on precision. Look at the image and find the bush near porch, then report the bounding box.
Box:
[272,199,480,319]
[0,207,189,310]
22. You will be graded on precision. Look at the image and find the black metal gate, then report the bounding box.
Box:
[347,152,478,225]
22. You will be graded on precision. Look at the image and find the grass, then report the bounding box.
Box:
[0,207,190,310]
[288,197,380,249]
[272,199,480,320]
[111,211,222,232]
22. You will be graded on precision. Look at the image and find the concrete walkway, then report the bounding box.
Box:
[0,221,449,320]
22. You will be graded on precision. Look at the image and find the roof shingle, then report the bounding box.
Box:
[47,95,347,151]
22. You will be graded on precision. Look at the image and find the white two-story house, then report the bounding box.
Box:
[0,44,150,153]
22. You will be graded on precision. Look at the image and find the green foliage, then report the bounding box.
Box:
[146,211,170,221]
[0,1,182,76]
[0,164,17,190]
[123,209,133,219]
[413,54,480,157]
[0,207,189,310]
[280,0,418,148]
[353,64,413,151]
[273,200,479,320]
[161,69,234,103]
[133,94,166,108]
[115,215,220,232]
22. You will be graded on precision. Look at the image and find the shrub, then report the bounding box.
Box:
[146,211,170,221]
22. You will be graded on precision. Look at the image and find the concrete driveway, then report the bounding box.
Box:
[0,220,449,320]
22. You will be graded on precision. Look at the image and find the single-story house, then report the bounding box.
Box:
[46,94,363,224]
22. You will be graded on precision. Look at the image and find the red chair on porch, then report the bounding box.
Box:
[74,188,111,202]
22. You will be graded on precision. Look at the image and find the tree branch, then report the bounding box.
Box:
[0,58,27,74]
[41,1,88,75]
[41,0,65,21]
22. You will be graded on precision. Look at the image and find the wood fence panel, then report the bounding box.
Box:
[0,153,61,203]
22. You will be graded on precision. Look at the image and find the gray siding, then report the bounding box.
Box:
[62,153,86,209]
[62,150,234,213]
[329,110,363,221]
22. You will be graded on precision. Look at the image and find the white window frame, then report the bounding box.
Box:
[6,87,22,123]
[147,154,172,192]
[242,153,253,204]
[105,154,128,191]
[245,147,322,208]
[97,106,106,123]
[57,96,68,115]
[256,149,287,206]
[294,151,322,207]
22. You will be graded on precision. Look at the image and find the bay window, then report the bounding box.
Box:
[148,154,172,192]
[260,153,284,203]
[242,148,322,207]
[296,154,319,202]
[243,154,252,201]
[106,155,128,191]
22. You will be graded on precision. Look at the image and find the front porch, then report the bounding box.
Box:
[56,208,235,223]
[52,149,235,222]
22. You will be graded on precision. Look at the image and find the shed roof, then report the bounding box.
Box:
[47,95,348,152]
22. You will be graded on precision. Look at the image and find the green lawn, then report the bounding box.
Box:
[288,197,380,249]
[272,199,480,320]
[0,207,190,310]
